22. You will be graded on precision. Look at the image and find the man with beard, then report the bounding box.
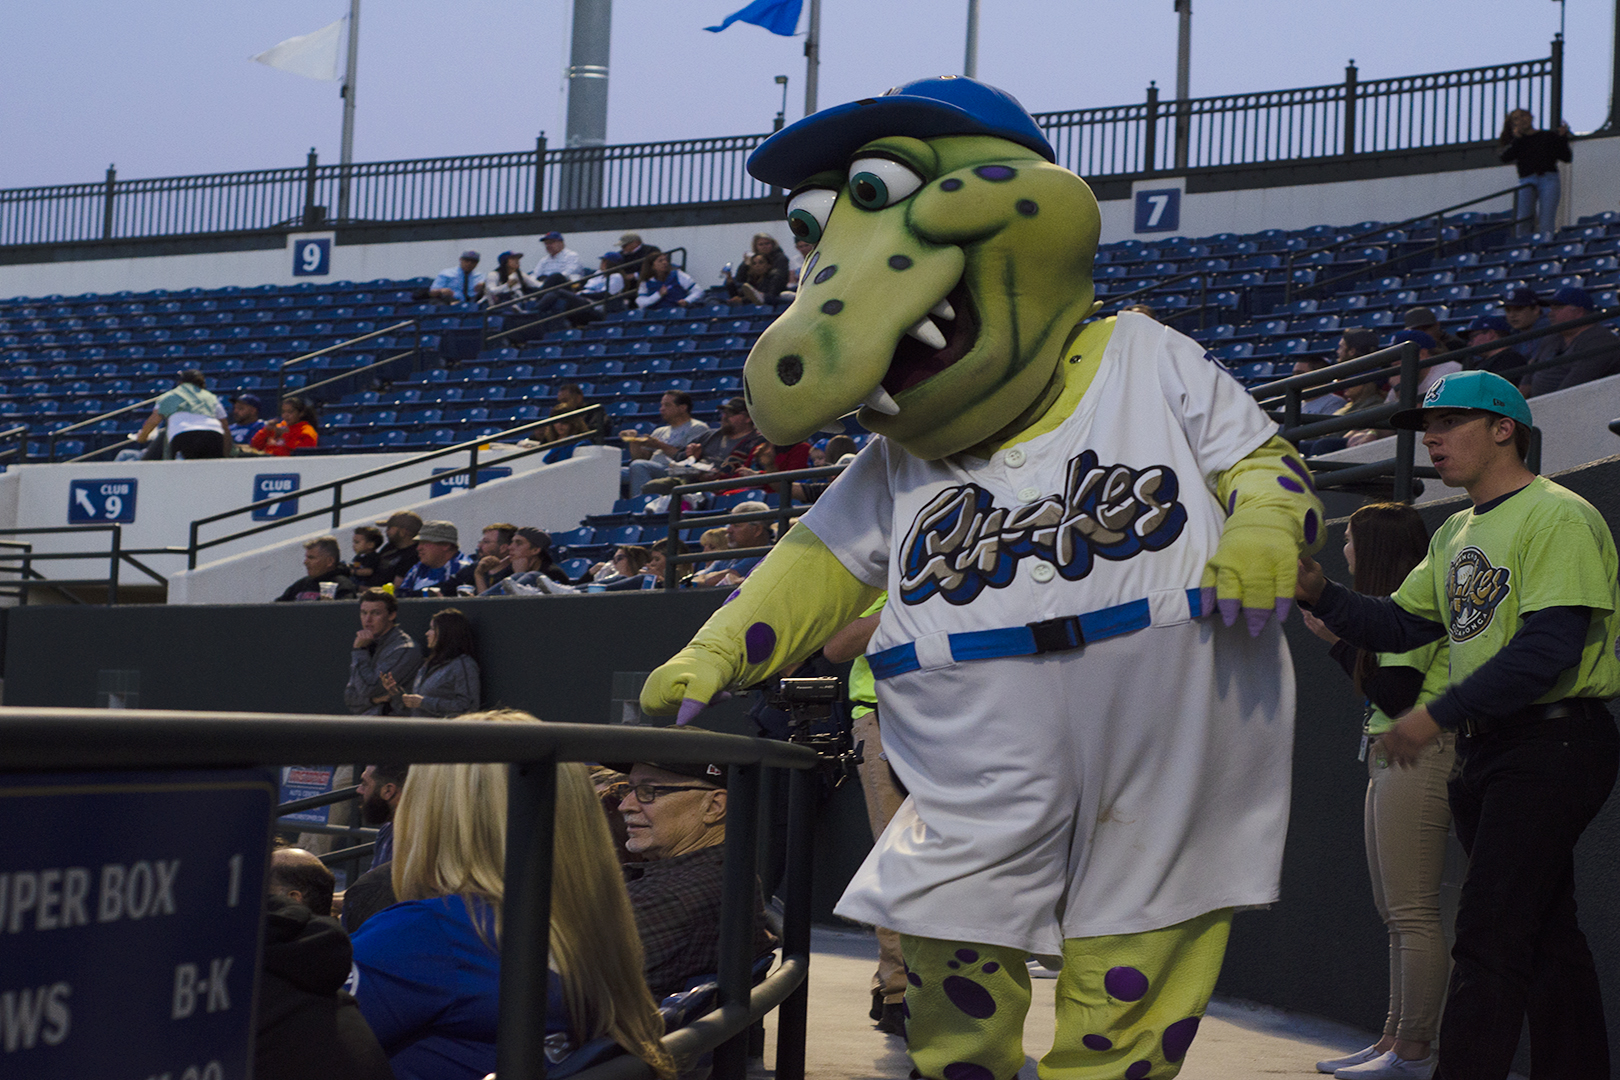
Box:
[339,764,408,933]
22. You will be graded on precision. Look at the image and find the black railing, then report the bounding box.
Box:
[0,51,1557,248]
[658,465,848,591]
[0,524,172,604]
[184,404,605,569]
[0,710,822,1080]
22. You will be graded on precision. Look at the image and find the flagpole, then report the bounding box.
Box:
[964,0,979,78]
[337,0,360,220]
[803,0,820,115]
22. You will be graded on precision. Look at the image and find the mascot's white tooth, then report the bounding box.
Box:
[906,317,948,350]
[930,298,956,321]
[861,387,901,415]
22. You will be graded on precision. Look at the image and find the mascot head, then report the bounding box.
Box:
[744,76,1102,460]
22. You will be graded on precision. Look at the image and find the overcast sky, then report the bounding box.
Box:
[1,0,1611,190]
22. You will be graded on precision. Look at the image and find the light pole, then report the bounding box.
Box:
[774,75,790,131]
[1173,0,1191,170]
[964,0,980,79]
[803,0,821,115]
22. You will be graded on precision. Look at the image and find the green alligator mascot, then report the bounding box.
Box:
[643,77,1323,1080]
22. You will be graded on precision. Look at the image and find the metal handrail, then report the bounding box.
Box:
[0,711,822,1080]
[184,404,606,568]
[659,463,849,590]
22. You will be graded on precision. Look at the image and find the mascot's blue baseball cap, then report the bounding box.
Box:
[748,76,1056,188]
[1389,370,1534,431]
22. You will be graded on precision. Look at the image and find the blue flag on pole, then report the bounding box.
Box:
[706,0,803,35]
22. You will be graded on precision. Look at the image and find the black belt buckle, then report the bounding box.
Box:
[1027,615,1085,654]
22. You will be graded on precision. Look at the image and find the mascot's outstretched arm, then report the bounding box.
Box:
[640,526,880,722]
[1205,436,1324,635]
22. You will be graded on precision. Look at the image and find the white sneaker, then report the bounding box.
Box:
[1334,1050,1437,1079]
[1316,1045,1383,1073]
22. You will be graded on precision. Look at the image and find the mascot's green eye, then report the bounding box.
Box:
[785,188,837,244]
[847,157,924,210]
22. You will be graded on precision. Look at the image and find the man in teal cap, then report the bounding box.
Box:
[1298,370,1620,1080]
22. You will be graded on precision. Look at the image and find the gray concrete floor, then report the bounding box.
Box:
[752,926,1403,1080]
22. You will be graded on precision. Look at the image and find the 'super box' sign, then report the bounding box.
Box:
[0,768,275,1078]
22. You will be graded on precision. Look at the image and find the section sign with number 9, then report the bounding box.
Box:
[68,478,137,524]
[292,238,331,277]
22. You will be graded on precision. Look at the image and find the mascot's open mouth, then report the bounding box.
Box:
[869,277,978,409]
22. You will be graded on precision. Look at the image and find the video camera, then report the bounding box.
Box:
[774,676,863,786]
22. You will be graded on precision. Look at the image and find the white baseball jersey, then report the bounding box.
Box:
[802,313,1296,952]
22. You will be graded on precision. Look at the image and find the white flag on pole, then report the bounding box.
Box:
[251,17,346,81]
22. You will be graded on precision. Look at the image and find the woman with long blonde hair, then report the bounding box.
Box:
[351,709,674,1080]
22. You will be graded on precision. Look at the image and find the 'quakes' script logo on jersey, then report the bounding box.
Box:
[898,450,1188,605]
[1446,546,1511,641]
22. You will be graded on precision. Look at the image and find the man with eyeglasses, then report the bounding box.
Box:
[609,747,775,999]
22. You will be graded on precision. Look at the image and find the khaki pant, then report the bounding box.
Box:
[1365,731,1455,1043]
[852,710,908,1003]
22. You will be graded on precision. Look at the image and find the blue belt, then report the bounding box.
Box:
[867,587,1206,681]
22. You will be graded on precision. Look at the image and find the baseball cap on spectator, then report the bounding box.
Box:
[1391,329,1438,351]
[1501,287,1544,308]
[1549,284,1595,310]
[600,250,623,263]
[1403,306,1441,330]
[730,500,770,517]
[1469,315,1513,336]
[376,509,423,532]
[512,526,551,554]
[460,250,480,262]
[619,233,642,247]
[602,726,728,786]
[234,392,262,409]
[1389,370,1533,431]
[1340,329,1380,357]
[415,520,459,546]
[540,231,564,242]
[719,396,748,415]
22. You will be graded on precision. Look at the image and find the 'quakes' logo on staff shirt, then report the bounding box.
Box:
[898,449,1187,605]
[1446,546,1511,641]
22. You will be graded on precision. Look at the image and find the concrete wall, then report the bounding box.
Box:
[0,443,618,591]
[1315,370,1620,504]
[9,135,1620,300]
[166,443,618,604]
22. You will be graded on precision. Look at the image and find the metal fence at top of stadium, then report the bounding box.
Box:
[0,48,1559,249]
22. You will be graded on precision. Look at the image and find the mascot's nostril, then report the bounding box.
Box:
[777,355,804,387]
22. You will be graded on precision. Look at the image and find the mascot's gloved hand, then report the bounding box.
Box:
[642,526,881,723]
[1202,435,1325,636]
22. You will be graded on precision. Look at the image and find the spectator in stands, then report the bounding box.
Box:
[382,608,481,718]
[796,433,859,503]
[1297,361,1389,457]
[732,438,810,482]
[785,238,814,292]
[534,230,588,284]
[345,588,423,715]
[352,715,676,1080]
[1292,355,1347,415]
[636,252,705,310]
[611,738,776,999]
[482,250,544,311]
[694,529,729,572]
[256,893,395,1080]
[1499,286,1562,389]
[339,764,408,934]
[723,251,789,306]
[1529,284,1620,397]
[1386,329,1461,401]
[748,233,791,279]
[268,847,336,917]
[616,233,660,291]
[542,382,593,443]
[1337,328,1382,365]
[428,249,485,304]
[252,396,320,456]
[376,510,423,586]
[229,392,266,447]
[397,520,473,596]
[137,369,230,460]
[689,501,773,588]
[478,526,569,594]
[443,522,515,596]
[578,251,632,319]
[590,545,653,587]
[349,525,383,587]
[276,535,358,602]
[1463,315,1529,380]
[624,391,712,494]
[1122,302,1158,321]
[1500,108,1572,237]
[1401,307,1464,352]
[632,538,681,589]
[640,397,764,494]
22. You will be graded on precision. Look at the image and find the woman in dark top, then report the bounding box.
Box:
[383,608,481,717]
[1302,504,1451,1076]
[1500,108,1572,238]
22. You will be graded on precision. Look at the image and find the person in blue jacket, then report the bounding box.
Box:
[350,710,675,1080]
